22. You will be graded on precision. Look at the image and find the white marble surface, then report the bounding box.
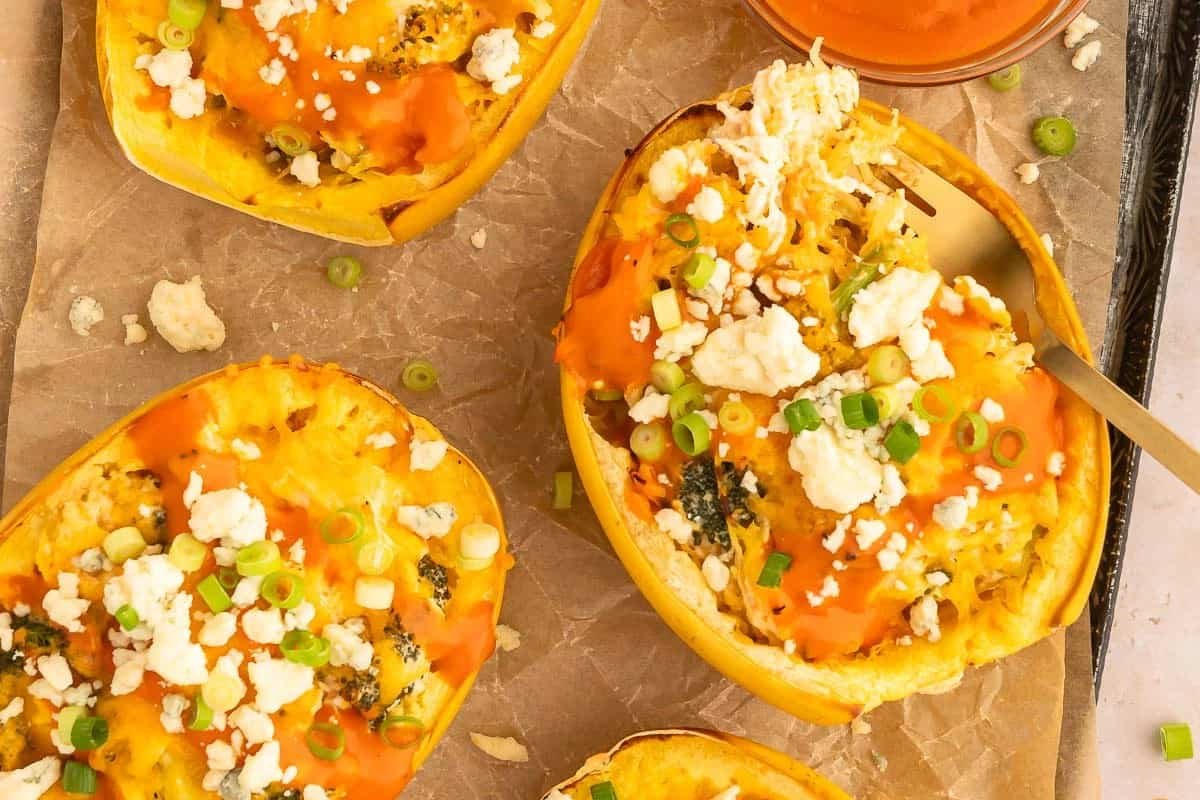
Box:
[1096,132,1200,796]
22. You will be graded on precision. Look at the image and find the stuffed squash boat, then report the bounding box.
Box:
[97,0,599,244]
[0,358,508,799]
[556,52,1107,723]
[541,729,849,800]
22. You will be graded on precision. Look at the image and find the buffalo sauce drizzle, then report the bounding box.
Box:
[204,7,472,172]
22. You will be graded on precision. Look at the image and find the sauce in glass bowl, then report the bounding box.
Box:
[760,0,1058,66]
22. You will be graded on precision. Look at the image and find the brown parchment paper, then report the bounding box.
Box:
[2,0,1127,797]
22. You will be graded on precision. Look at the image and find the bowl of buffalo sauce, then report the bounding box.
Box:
[743,0,1091,85]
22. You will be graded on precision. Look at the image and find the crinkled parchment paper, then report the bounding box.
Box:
[2,0,1126,797]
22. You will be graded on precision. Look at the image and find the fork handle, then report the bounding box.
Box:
[1040,344,1200,494]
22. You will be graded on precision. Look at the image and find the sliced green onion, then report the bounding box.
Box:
[356,538,395,576]
[63,761,97,795]
[201,671,245,713]
[260,571,305,609]
[841,392,880,430]
[954,411,989,454]
[987,64,1022,91]
[272,124,311,158]
[681,252,716,289]
[57,707,87,743]
[459,523,501,566]
[718,401,755,436]
[156,20,194,50]
[281,630,332,668]
[168,533,207,573]
[102,526,146,564]
[401,359,438,392]
[320,508,365,545]
[912,386,956,424]
[306,722,346,761]
[867,345,909,385]
[869,385,901,419]
[1032,115,1077,157]
[884,421,921,464]
[672,412,711,457]
[114,604,140,631]
[668,382,706,420]
[629,422,667,462]
[552,471,574,510]
[167,0,207,30]
[756,551,792,588]
[325,255,364,289]
[831,257,882,317]
[217,566,240,591]
[590,782,618,800]
[197,574,233,613]
[651,288,682,331]
[784,398,822,433]
[70,716,109,750]
[589,388,623,402]
[990,426,1029,467]
[379,715,424,749]
[663,213,700,248]
[649,360,686,393]
[236,540,283,576]
[189,696,213,731]
[1160,723,1194,762]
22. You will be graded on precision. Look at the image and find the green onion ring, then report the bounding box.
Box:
[156,20,194,50]
[629,422,667,462]
[990,426,1028,468]
[281,630,332,668]
[672,412,711,457]
[325,255,364,289]
[552,471,573,510]
[271,123,311,158]
[912,385,956,424]
[70,716,109,750]
[306,722,346,761]
[401,359,438,392]
[260,570,305,609]
[189,696,214,731]
[667,382,706,420]
[379,715,425,749]
[649,360,685,394]
[196,574,233,614]
[320,507,365,545]
[235,540,282,577]
[954,411,989,454]
[663,213,700,248]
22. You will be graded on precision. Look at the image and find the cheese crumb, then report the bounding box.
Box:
[495,624,521,652]
[121,313,148,345]
[69,296,104,337]
[470,228,488,249]
[1015,162,1040,185]
[147,276,226,353]
[1064,13,1100,48]
[1072,40,1102,72]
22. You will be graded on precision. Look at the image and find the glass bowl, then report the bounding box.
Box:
[742,0,1092,86]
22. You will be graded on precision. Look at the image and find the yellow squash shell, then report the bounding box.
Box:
[0,357,507,798]
[544,729,850,799]
[96,0,600,245]
[560,91,1109,724]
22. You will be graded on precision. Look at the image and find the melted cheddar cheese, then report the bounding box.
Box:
[556,53,1069,664]
[0,359,507,800]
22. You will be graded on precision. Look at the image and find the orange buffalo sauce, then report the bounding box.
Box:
[278,708,417,797]
[762,0,1056,66]
[555,237,657,394]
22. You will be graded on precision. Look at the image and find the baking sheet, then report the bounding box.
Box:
[4,0,1127,797]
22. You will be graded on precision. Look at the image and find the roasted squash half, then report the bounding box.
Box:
[556,54,1108,724]
[542,729,850,800]
[0,357,508,799]
[96,0,599,245]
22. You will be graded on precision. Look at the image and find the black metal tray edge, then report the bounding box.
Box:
[1092,0,1200,688]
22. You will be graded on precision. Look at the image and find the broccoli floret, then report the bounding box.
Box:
[418,555,450,608]
[12,617,63,651]
[679,460,730,549]
[383,615,423,663]
[339,672,381,714]
[718,461,762,529]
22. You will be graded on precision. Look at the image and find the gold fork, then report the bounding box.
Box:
[886,155,1200,493]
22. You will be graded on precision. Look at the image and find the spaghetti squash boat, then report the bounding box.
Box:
[541,729,849,800]
[0,358,509,799]
[97,0,599,245]
[556,52,1107,724]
